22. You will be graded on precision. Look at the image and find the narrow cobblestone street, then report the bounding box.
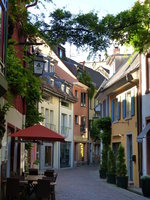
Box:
[55,165,149,200]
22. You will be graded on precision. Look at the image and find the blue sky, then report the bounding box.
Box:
[52,0,137,16]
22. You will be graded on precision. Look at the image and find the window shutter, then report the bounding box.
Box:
[122,99,126,119]
[117,101,121,120]
[111,100,114,122]
[131,96,135,116]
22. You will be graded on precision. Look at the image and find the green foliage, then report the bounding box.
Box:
[116,144,127,177]
[141,175,150,180]
[33,159,40,165]
[77,71,95,99]
[99,117,111,146]
[8,0,150,54]
[101,0,150,52]
[90,119,101,140]
[100,145,108,172]
[107,148,116,174]
[6,45,43,127]
[0,104,11,146]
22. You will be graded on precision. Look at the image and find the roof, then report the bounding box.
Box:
[55,64,78,84]
[10,124,65,142]
[61,57,106,89]
[102,52,139,91]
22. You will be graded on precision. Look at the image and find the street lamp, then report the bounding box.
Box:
[34,54,45,75]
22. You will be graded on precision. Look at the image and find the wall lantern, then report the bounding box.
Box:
[34,54,45,75]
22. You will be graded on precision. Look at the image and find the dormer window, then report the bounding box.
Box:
[50,78,54,87]
[66,87,70,94]
[59,49,63,58]
[61,84,65,92]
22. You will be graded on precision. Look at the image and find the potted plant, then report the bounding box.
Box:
[116,144,128,189]
[107,148,116,184]
[140,175,150,197]
[33,159,40,169]
[99,146,108,179]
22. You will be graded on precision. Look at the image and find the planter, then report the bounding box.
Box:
[107,173,116,184]
[99,169,106,179]
[116,176,128,189]
[141,176,150,197]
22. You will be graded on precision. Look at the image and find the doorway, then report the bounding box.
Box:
[127,134,133,181]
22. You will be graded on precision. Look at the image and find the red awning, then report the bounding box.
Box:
[10,124,65,142]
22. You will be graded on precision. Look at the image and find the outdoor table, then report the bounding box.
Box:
[23,175,56,197]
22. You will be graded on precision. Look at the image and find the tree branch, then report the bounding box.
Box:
[25,0,38,9]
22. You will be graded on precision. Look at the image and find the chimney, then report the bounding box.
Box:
[113,46,120,54]
[99,54,101,62]
[80,61,85,70]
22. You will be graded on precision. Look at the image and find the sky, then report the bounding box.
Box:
[30,0,137,62]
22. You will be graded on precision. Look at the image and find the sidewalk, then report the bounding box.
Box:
[128,185,143,196]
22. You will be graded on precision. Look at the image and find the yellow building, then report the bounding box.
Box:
[97,53,140,187]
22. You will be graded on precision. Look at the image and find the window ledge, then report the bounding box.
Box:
[112,120,119,124]
[125,116,132,120]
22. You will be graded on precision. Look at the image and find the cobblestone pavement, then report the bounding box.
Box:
[55,165,149,200]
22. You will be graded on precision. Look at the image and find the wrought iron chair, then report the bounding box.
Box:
[29,168,38,175]
[34,179,52,200]
[6,177,25,200]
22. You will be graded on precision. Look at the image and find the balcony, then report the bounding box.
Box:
[0,61,8,97]
[45,123,56,131]
[61,126,70,138]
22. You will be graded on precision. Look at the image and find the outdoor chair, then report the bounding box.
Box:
[6,177,25,200]
[44,169,54,177]
[34,179,52,200]
[29,168,38,175]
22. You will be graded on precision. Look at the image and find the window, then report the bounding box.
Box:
[45,109,49,126]
[103,100,106,117]
[69,115,71,128]
[75,115,78,124]
[126,91,131,118]
[111,98,120,122]
[50,78,54,87]
[75,90,78,97]
[89,99,93,109]
[50,64,54,73]
[50,110,54,124]
[80,116,86,132]
[61,101,69,107]
[146,54,150,92]
[122,90,135,119]
[61,84,65,92]
[66,87,70,94]
[59,49,63,58]
[81,92,86,107]
[44,59,49,72]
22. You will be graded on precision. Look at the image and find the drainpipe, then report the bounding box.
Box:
[58,98,61,169]
[137,54,142,186]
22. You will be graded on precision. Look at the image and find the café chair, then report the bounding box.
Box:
[6,177,25,200]
[34,179,52,200]
[29,168,38,175]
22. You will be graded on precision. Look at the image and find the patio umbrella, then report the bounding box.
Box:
[10,124,65,142]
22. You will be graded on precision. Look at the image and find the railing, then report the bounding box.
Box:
[61,126,70,138]
[45,123,56,131]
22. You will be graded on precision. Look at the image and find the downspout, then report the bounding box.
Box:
[137,54,142,185]
[58,98,61,169]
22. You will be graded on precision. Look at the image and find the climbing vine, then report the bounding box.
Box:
[6,45,43,127]
[0,103,11,148]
